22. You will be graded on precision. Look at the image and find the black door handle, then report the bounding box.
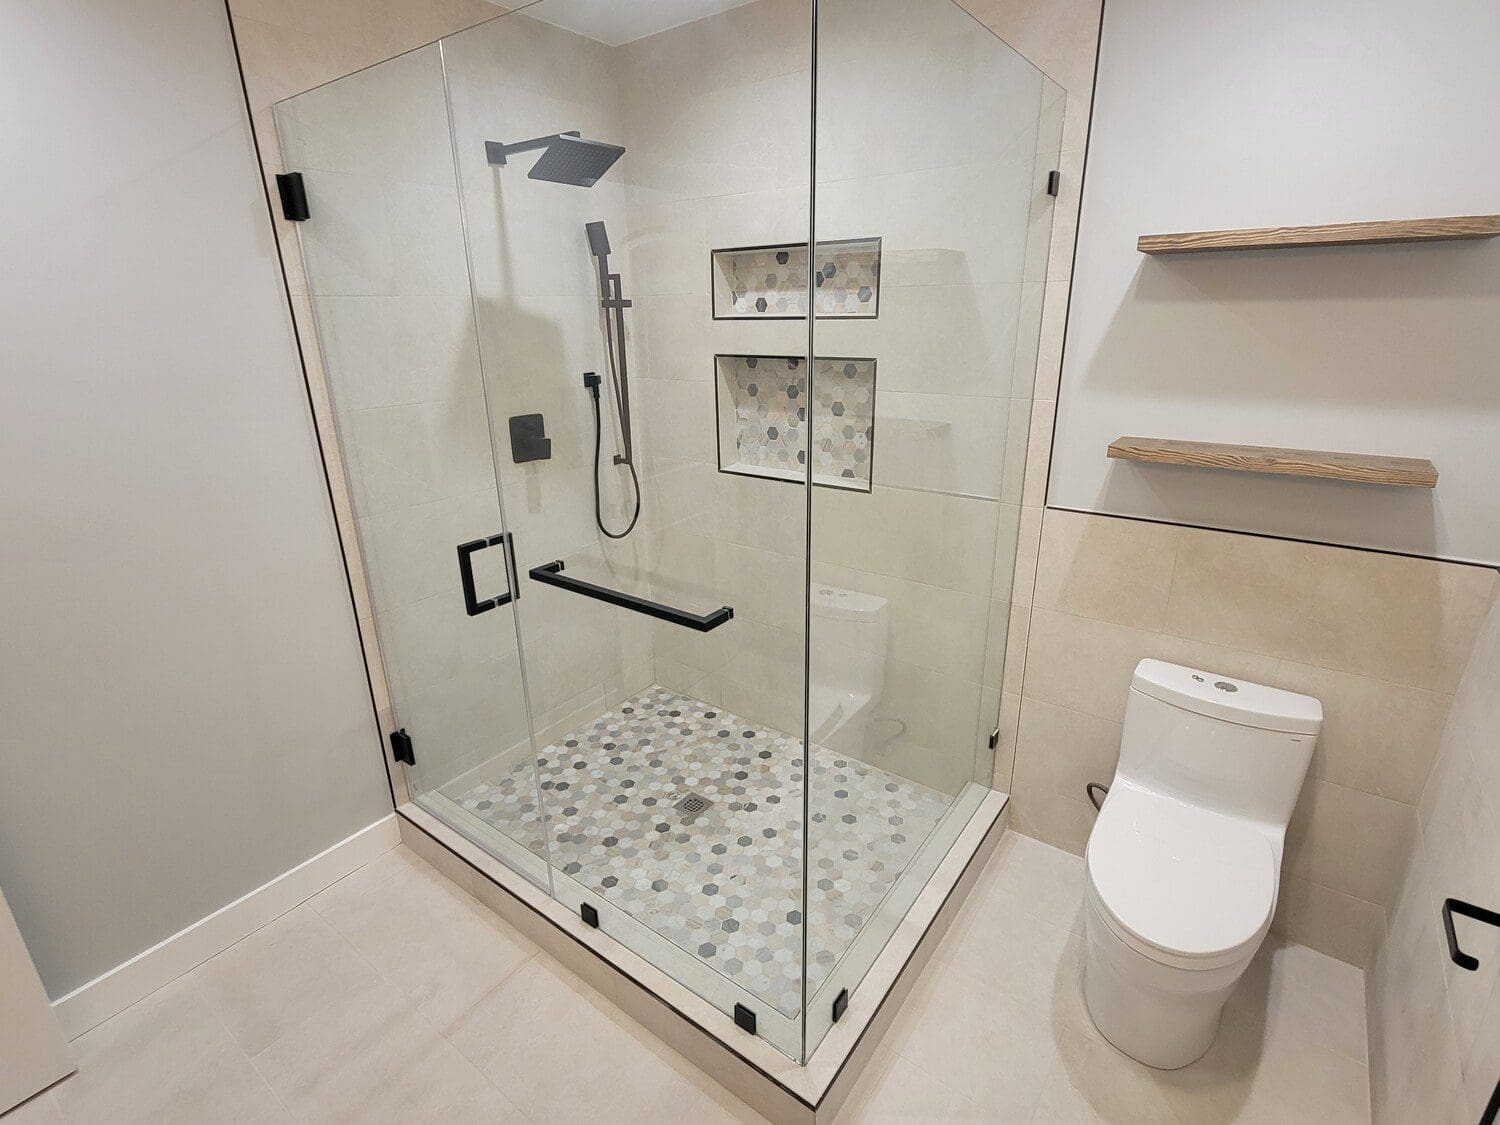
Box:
[1443,898,1500,972]
[457,532,518,616]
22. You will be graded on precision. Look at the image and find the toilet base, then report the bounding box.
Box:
[1081,899,1249,1070]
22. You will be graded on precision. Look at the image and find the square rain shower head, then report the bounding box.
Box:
[529,134,625,187]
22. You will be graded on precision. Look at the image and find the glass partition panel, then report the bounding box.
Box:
[275,46,553,888]
[275,0,1055,1066]
[804,0,1062,1056]
[439,0,814,1058]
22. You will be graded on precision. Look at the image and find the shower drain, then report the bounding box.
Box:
[674,793,713,819]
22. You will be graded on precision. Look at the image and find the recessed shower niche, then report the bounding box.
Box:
[715,354,877,491]
[711,238,881,319]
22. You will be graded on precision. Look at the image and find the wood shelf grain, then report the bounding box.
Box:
[1107,437,1438,488]
[1137,215,1500,255]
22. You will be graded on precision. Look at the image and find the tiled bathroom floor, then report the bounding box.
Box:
[452,686,952,1017]
[10,832,1371,1124]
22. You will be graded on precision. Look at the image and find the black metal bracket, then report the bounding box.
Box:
[733,1003,757,1035]
[275,172,309,221]
[832,987,850,1023]
[1443,898,1500,971]
[528,560,733,632]
[580,903,599,929]
[485,131,581,166]
[389,728,415,766]
[1047,169,1060,197]
[457,533,518,616]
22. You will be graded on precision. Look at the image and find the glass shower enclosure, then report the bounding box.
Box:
[276,0,1060,1064]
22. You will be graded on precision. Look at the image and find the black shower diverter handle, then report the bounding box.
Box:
[457,532,518,616]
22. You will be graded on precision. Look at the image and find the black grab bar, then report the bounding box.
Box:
[528,560,733,632]
[1442,898,1500,1125]
[1443,897,1500,972]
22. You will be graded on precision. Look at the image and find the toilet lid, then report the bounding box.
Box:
[1086,786,1276,963]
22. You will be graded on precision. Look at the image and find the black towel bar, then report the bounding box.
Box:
[528,560,733,632]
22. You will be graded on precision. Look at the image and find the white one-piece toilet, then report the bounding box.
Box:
[1081,659,1322,1069]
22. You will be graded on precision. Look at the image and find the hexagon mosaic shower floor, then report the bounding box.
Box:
[452,686,951,1018]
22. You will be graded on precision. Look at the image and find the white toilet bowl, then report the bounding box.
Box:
[1079,660,1321,1069]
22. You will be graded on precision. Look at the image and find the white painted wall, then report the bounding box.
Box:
[0,0,393,997]
[1050,0,1500,565]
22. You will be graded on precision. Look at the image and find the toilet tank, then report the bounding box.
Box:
[1116,659,1321,833]
[809,584,889,701]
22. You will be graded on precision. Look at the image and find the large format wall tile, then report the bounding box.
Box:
[1033,507,1179,629]
[1165,528,1494,693]
[1366,574,1500,1125]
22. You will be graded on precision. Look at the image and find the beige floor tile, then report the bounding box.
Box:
[970,830,1088,932]
[1224,938,1368,1067]
[941,889,1089,1032]
[33,826,1376,1125]
[250,973,516,1124]
[1040,1026,1181,1124]
[52,976,288,1125]
[310,845,536,1032]
[448,955,719,1124]
[195,903,384,1055]
[882,959,1061,1117]
[833,1046,992,1123]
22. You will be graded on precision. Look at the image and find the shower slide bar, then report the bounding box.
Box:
[528,560,733,632]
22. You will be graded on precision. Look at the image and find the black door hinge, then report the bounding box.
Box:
[276,172,309,221]
[988,727,1000,750]
[580,902,599,928]
[832,987,850,1023]
[389,728,415,766]
[733,1003,757,1035]
[1047,169,1060,197]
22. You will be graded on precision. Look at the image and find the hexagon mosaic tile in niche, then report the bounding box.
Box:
[716,354,876,491]
[452,686,948,1018]
[711,238,881,319]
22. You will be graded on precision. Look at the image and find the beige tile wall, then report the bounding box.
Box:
[613,0,1063,797]
[1012,509,1496,966]
[1367,588,1500,1122]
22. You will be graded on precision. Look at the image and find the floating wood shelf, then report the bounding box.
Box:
[1138,215,1500,255]
[1107,437,1438,488]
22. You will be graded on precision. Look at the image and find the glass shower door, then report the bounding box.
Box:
[274,43,553,887]
[436,2,815,1059]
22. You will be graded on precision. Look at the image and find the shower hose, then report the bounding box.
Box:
[590,309,641,539]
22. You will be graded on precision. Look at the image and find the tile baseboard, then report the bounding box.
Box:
[51,814,401,1040]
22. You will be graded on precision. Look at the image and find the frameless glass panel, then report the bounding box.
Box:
[437,0,814,1059]
[275,45,553,888]
[804,0,1063,1056]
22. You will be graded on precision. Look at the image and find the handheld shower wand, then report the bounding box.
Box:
[585,221,641,539]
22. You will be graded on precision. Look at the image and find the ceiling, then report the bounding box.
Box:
[496,0,760,47]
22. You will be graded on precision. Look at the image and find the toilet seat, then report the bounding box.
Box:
[1085,785,1276,971]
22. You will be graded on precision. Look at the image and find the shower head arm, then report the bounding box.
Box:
[485,131,581,166]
